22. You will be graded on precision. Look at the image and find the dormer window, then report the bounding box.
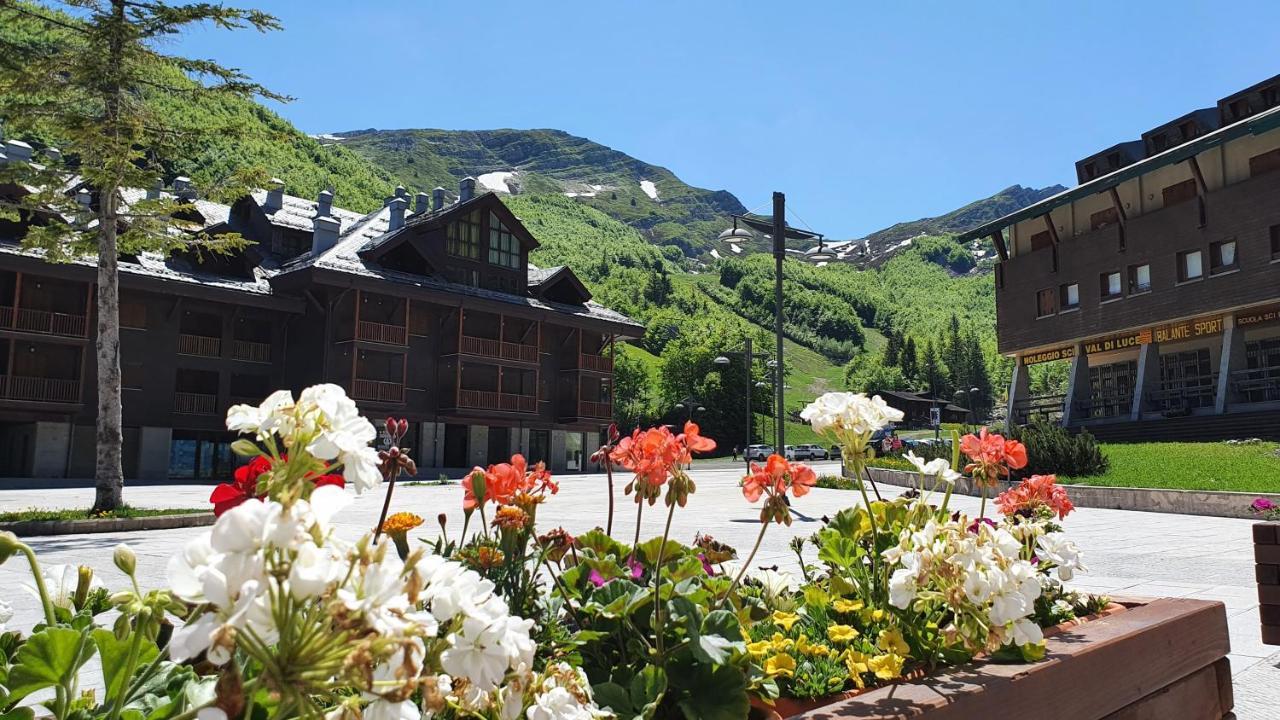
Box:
[488,211,520,269]
[1151,133,1170,153]
[1178,121,1197,142]
[1263,86,1280,110]
[446,210,481,260]
[1106,152,1121,169]
[1228,98,1251,122]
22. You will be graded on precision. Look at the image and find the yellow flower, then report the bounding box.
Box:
[491,505,530,531]
[380,512,424,534]
[843,650,869,687]
[747,640,772,657]
[794,635,831,657]
[832,598,864,614]
[877,628,910,656]
[769,633,794,652]
[827,624,860,643]
[868,653,905,680]
[764,653,797,678]
[772,611,800,631]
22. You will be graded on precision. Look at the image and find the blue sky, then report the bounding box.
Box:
[172,0,1280,239]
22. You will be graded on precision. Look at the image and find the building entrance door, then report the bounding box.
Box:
[443,424,468,468]
[528,429,550,466]
[487,426,510,464]
[1157,349,1215,412]
[1244,338,1280,402]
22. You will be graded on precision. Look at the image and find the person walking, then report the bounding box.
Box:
[732,445,740,461]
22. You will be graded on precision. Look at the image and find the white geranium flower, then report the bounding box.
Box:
[338,552,411,635]
[24,563,103,610]
[1011,618,1044,647]
[1037,532,1087,581]
[211,499,272,554]
[904,452,962,485]
[754,568,796,599]
[527,687,597,720]
[364,700,420,720]
[443,614,536,692]
[197,706,229,720]
[342,445,384,494]
[289,540,340,599]
[168,612,221,662]
[226,389,295,438]
[800,392,905,438]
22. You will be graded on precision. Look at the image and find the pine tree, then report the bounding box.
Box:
[882,328,901,367]
[0,0,284,511]
[901,335,919,382]
[920,340,945,399]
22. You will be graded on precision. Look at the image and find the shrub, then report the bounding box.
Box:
[1006,421,1109,479]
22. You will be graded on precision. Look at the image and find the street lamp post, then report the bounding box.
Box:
[715,337,771,473]
[718,193,829,457]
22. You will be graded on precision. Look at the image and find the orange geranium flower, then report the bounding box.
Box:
[741,454,815,524]
[463,453,557,510]
[995,474,1075,520]
[960,428,1028,488]
[610,421,716,504]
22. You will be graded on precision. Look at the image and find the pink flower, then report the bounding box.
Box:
[995,474,1075,520]
[961,428,1028,488]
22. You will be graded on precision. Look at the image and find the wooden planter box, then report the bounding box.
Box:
[750,597,1231,720]
[1255,520,1280,645]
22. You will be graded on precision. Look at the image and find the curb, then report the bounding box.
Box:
[0,512,215,537]
[860,467,1278,520]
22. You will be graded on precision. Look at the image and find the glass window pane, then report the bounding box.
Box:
[1186,251,1202,278]
[1136,265,1150,289]
[1067,284,1079,306]
[1221,241,1236,266]
[1107,273,1121,295]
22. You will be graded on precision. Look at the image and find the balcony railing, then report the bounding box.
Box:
[352,378,405,404]
[232,339,271,363]
[579,353,613,373]
[579,400,613,419]
[458,389,536,413]
[460,335,539,364]
[357,320,408,346]
[1011,394,1065,425]
[174,391,217,415]
[0,375,80,403]
[177,333,221,358]
[0,306,88,338]
[1231,367,1280,404]
[1145,374,1218,415]
[1072,390,1134,420]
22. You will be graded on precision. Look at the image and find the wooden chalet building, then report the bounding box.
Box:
[0,154,641,480]
[959,74,1280,441]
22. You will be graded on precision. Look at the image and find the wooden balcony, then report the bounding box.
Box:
[357,320,408,346]
[352,378,405,404]
[458,389,536,413]
[174,391,217,415]
[0,375,80,403]
[460,335,538,364]
[177,333,221,358]
[579,400,613,419]
[231,339,271,363]
[579,353,613,373]
[0,306,88,338]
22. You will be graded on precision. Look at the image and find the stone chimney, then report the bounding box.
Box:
[173,176,196,202]
[4,140,33,164]
[265,178,285,212]
[459,177,476,202]
[388,196,408,231]
[317,189,333,217]
[75,188,92,223]
[395,185,409,200]
[414,191,430,214]
[312,215,341,255]
[432,187,446,211]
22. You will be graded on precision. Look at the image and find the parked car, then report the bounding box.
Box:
[799,444,829,460]
[784,445,805,460]
[745,444,774,461]
[828,445,842,459]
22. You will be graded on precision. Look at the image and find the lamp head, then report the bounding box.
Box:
[713,356,730,365]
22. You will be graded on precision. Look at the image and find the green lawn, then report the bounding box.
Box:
[1063,441,1280,494]
[0,505,208,523]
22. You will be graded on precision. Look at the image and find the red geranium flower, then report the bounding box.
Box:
[960,428,1028,488]
[208,455,343,516]
[995,474,1074,520]
[609,421,716,504]
[463,454,557,510]
[741,454,815,524]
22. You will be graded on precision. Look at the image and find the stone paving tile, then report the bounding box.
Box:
[1,461,1272,705]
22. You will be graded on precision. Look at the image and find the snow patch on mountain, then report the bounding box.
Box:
[478,171,516,193]
[639,180,659,201]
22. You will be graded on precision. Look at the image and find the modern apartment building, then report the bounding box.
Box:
[959,74,1280,440]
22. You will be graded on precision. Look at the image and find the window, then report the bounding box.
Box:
[1264,86,1280,110]
[1210,240,1237,273]
[487,211,520,269]
[1228,98,1251,122]
[1083,161,1097,180]
[1272,225,1280,260]
[445,266,479,287]
[1150,133,1170,153]
[1100,271,1122,301]
[1036,288,1056,318]
[1106,152,1121,169]
[446,210,481,259]
[1178,249,1203,282]
[1249,148,1280,178]
[1059,283,1079,311]
[1128,264,1151,294]
[1161,178,1198,208]
[120,301,147,329]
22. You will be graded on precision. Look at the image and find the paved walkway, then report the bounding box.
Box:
[2,463,1275,717]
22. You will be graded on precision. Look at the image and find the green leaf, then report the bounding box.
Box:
[634,537,687,567]
[0,708,36,720]
[4,626,95,706]
[693,610,744,665]
[629,665,667,717]
[592,682,635,717]
[93,628,159,704]
[674,663,748,720]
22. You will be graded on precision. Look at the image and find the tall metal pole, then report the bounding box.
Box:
[744,336,752,474]
[772,192,786,453]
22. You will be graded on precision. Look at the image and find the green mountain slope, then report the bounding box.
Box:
[333,128,748,256]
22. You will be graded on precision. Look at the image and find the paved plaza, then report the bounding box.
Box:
[2,462,1276,717]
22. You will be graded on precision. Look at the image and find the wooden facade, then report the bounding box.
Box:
[959,76,1280,437]
[0,175,640,479]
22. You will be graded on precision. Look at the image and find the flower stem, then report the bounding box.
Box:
[652,500,678,657]
[631,501,644,553]
[725,518,770,605]
[605,461,616,536]
[21,544,57,626]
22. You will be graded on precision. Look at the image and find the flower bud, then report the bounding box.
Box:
[74,565,94,610]
[0,531,21,565]
[113,543,137,576]
[437,512,447,528]
[385,417,396,436]
[397,418,409,437]
[110,590,135,606]
[230,439,262,457]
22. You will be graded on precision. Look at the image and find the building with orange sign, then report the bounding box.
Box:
[960,74,1280,440]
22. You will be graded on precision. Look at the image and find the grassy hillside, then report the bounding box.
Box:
[336,128,748,256]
